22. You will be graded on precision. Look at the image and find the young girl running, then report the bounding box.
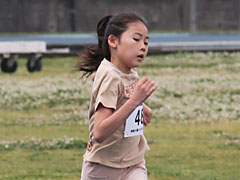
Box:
[76,12,158,180]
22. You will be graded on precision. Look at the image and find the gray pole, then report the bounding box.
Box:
[190,0,197,34]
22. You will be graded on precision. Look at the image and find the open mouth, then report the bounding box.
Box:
[137,54,144,59]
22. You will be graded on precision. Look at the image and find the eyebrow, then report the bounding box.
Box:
[134,32,149,39]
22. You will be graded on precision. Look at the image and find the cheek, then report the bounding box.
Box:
[118,39,137,58]
[127,41,138,51]
[120,42,135,54]
[123,48,135,59]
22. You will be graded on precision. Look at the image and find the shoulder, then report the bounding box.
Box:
[95,59,121,83]
[91,63,121,95]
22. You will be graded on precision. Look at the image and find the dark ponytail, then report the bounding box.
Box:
[75,15,112,78]
[75,12,148,78]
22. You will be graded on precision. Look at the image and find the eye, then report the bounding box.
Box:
[144,42,149,46]
[133,38,140,42]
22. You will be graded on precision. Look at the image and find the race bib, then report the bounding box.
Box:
[124,104,144,138]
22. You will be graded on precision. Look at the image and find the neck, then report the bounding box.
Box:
[110,56,131,74]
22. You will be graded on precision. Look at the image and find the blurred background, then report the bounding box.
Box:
[1,0,240,34]
[1,0,240,73]
[1,1,240,180]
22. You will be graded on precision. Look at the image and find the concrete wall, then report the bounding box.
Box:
[0,0,239,33]
[74,0,190,32]
[197,0,240,30]
[0,0,72,32]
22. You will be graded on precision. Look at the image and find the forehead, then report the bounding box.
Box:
[125,21,148,36]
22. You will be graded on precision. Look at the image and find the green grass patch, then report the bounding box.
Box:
[1,53,240,179]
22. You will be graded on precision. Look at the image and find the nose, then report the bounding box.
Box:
[140,42,146,52]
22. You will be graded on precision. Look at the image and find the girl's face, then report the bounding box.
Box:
[112,21,149,73]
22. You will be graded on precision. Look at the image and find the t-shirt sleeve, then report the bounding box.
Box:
[95,72,120,111]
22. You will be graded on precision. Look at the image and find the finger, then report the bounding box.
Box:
[141,80,151,91]
[145,80,155,91]
[139,77,148,85]
[143,117,150,126]
[148,83,158,95]
[143,112,151,121]
[137,78,151,92]
[144,81,157,96]
[143,117,148,126]
[147,117,151,123]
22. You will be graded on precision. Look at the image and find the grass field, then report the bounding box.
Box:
[0,52,240,180]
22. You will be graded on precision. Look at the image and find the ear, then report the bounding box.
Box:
[108,34,118,49]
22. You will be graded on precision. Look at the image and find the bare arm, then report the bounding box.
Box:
[94,77,157,143]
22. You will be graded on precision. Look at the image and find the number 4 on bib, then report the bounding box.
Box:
[135,108,143,125]
[124,104,144,138]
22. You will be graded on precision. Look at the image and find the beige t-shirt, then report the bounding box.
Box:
[83,59,149,168]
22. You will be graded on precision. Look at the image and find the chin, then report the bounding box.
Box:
[132,63,141,68]
[136,60,143,66]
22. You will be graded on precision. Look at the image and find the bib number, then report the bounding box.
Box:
[124,104,144,138]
